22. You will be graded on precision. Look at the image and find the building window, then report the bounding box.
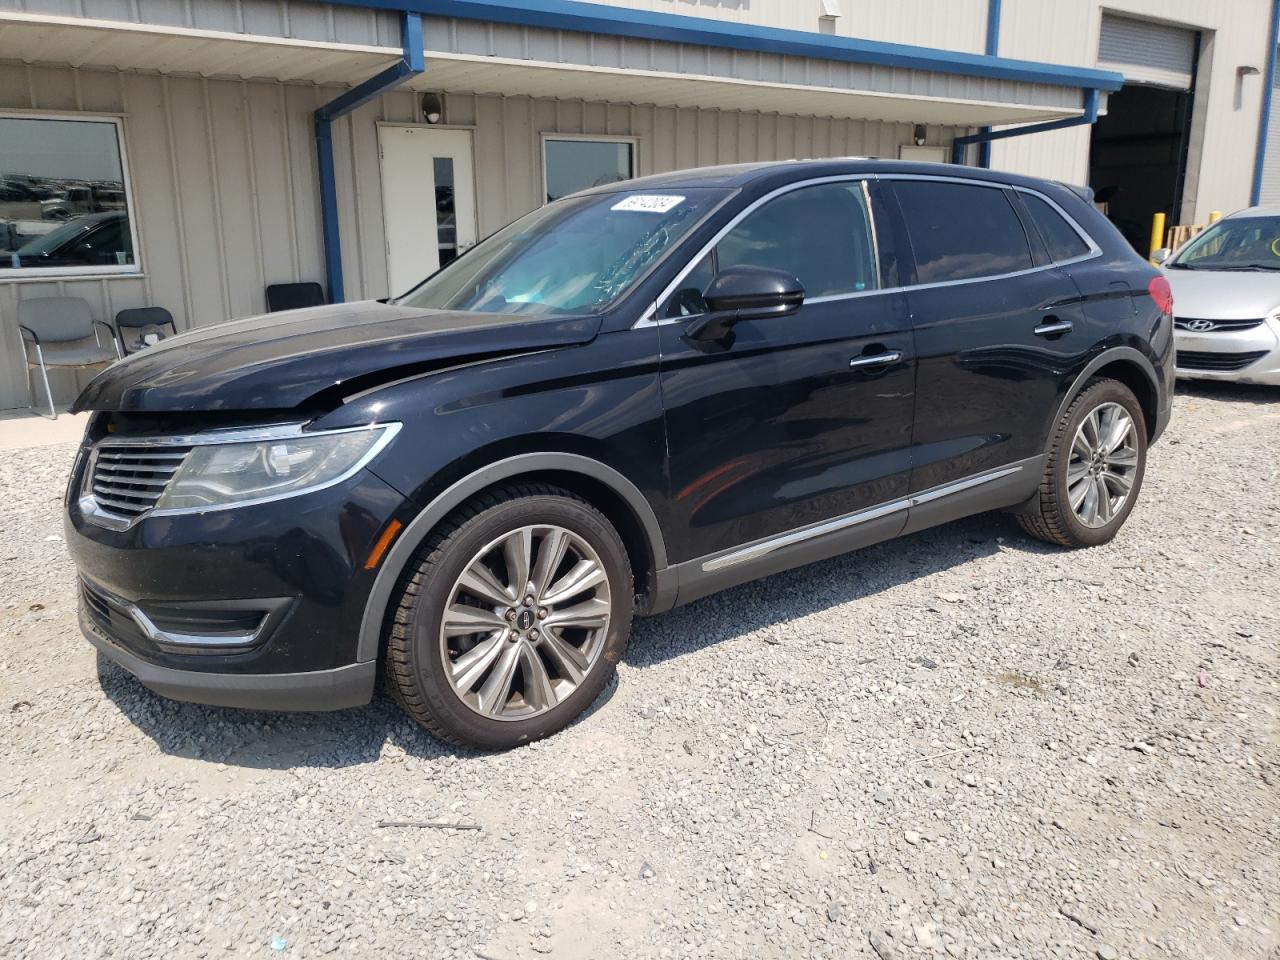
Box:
[0,115,139,278]
[542,136,635,203]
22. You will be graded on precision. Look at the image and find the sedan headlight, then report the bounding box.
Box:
[154,423,399,511]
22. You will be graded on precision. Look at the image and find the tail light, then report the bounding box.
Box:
[1148,276,1174,316]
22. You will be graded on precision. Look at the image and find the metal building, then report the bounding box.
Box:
[0,0,1275,411]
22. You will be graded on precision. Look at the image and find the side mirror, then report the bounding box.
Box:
[1151,247,1172,266]
[685,266,805,341]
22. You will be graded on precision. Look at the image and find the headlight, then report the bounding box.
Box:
[154,423,399,511]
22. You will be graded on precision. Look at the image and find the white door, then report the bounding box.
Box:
[378,125,478,297]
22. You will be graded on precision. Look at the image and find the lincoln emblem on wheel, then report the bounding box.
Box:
[64,159,1174,750]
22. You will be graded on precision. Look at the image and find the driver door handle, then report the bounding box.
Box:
[1034,318,1073,338]
[849,350,902,369]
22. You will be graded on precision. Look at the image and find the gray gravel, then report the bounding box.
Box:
[1,382,1277,960]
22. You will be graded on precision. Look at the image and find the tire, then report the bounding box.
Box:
[385,483,633,750]
[1018,377,1148,548]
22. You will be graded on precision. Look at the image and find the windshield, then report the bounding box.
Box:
[1168,216,1280,271]
[396,188,731,315]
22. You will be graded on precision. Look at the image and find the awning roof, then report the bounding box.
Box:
[0,13,403,85]
[404,52,1085,127]
[0,12,1091,129]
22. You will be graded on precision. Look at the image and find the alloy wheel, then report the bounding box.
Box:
[1067,401,1139,528]
[438,524,612,721]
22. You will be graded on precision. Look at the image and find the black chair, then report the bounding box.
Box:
[266,282,326,313]
[114,306,177,355]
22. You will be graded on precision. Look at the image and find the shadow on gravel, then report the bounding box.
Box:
[628,509,1042,668]
[1175,380,1279,406]
[97,510,1039,768]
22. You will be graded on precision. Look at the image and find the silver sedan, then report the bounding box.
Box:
[1157,207,1280,386]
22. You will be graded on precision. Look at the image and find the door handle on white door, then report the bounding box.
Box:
[849,351,902,369]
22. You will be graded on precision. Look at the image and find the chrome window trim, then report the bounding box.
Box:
[636,174,883,328]
[80,421,401,530]
[636,172,1103,329]
[700,463,1023,572]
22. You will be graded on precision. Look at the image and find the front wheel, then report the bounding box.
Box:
[385,484,633,750]
[1018,377,1148,548]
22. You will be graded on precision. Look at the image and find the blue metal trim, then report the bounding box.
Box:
[952,89,1100,165]
[330,0,1123,92]
[1252,0,1280,205]
[314,11,424,303]
[977,0,1002,168]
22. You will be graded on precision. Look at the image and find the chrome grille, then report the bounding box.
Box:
[1174,317,1265,332]
[88,443,193,520]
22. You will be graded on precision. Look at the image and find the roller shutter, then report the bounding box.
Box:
[1098,14,1197,90]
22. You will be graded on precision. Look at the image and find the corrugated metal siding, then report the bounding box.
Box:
[1097,14,1197,90]
[575,0,988,53]
[1261,52,1280,205]
[423,17,1077,112]
[992,0,1272,220]
[0,64,959,410]
[0,0,402,47]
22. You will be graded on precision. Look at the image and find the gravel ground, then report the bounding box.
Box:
[0,382,1277,960]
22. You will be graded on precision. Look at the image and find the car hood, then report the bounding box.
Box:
[1162,268,1280,321]
[74,300,601,413]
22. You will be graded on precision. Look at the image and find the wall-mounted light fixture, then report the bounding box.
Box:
[913,124,928,146]
[1239,65,1262,78]
[421,92,444,124]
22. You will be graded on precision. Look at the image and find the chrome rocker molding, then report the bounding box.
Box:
[702,463,1026,573]
[355,452,670,663]
[665,455,1046,610]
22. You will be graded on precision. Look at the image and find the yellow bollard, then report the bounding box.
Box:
[1208,210,1222,223]
[1149,212,1167,263]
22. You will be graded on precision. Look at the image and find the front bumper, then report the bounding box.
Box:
[66,457,407,711]
[84,608,376,710]
[1174,317,1280,386]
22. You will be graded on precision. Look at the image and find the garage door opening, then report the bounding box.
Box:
[1091,14,1200,253]
[1088,84,1195,252]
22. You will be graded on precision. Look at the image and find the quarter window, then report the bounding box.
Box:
[0,115,138,277]
[661,181,879,318]
[1021,193,1091,263]
[893,181,1034,284]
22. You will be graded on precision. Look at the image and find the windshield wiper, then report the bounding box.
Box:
[1201,264,1279,272]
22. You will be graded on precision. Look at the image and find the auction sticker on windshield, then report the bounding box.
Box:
[611,194,685,213]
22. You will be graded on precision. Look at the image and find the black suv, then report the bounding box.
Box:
[66,160,1174,749]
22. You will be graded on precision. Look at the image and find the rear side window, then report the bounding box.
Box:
[1021,193,1091,263]
[892,181,1034,284]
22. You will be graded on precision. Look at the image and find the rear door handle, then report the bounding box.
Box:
[849,350,902,369]
[1034,319,1073,338]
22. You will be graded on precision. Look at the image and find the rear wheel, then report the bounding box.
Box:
[1018,377,1147,548]
[386,484,633,749]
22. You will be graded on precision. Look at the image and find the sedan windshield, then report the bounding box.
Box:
[396,188,731,315]
[1168,216,1280,271]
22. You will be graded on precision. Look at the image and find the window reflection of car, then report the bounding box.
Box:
[41,185,96,220]
[11,212,132,268]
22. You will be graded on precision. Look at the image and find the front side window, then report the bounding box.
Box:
[0,116,138,276]
[661,181,879,318]
[1167,217,1280,272]
[397,188,731,316]
[893,181,1034,284]
[544,137,635,203]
